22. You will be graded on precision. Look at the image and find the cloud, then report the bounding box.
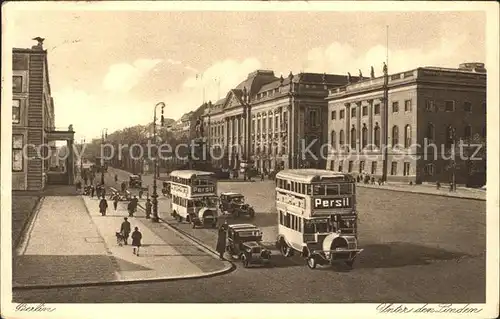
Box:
[102,58,162,92]
[304,36,468,76]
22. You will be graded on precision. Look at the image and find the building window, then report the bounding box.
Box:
[425,100,435,112]
[392,101,399,113]
[359,161,365,173]
[331,111,336,120]
[340,110,345,119]
[403,162,410,176]
[309,110,319,127]
[274,116,279,131]
[374,124,381,148]
[12,134,24,172]
[404,100,412,112]
[446,125,455,147]
[371,161,377,174]
[362,106,368,116]
[464,102,472,113]
[392,125,399,147]
[330,130,336,149]
[351,108,356,118]
[426,123,435,142]
[445,100,455,112]
[424,163,435,176]
[390,162,398,175]
[13,76,23,93]
[338,162,343,172]
[262,117,267,131]
[350,127,356,150]
[257,119,261,132]
[374,104,380,115]
[361,125,368,149]
[464,125,472,140]
[330,160,335,171]
[348,161,353,173]
[13,99,21,124]
[339,130,345,146]
[268,117,272,131]
[404,125,411,148]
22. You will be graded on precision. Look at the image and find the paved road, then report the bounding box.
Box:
[14,168,486,303]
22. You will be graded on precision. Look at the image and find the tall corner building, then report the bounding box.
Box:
[326,62,486,185]
[12,41,75,191]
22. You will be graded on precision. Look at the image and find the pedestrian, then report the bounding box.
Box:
[113,194,119,211]
[145,198,152,219]
[436,181,441,190]
[101,186,106,198]
[99,196,108,216]
[260,172,264,181]
[132,196,139,214]
[120,217,131,245]
[131,227,142,256]
[121,181,127,192]
[90,185,95,198]
[216,221,228,260]
[139,189,143,199]
[127,200,134,217]
[114,174,118,183]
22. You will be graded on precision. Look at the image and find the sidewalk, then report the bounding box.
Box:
[357,182,486,201]
[82,196,231,281]
[13,195,232,289]
[13,196,118,287]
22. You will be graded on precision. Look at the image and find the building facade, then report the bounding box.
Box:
[326,63,486,185]
[203,70,361,171]
[12,40,75,190]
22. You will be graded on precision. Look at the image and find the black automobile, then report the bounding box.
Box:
[225,224,271,267]
[128,174,142,188]
[219,192,255,218]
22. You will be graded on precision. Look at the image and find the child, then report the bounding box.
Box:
[131,227,142,256]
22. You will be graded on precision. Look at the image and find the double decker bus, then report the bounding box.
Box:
[169,170,219,228]
[275,169,363,269]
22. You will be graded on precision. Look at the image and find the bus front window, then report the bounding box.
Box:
[304,222,315,234]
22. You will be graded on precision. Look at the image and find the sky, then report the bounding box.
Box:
[8,6,486,142]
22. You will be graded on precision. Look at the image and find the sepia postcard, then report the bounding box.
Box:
[1,1,499,319]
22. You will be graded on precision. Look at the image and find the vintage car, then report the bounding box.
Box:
[225,224,271,267]
[190,197,219,229]
[128,174,142,188]
[219,192,255,218]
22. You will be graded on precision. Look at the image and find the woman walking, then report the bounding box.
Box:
[131,227,142,256]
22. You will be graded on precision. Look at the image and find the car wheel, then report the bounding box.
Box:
[307,256,317,269]
[345,258,356,269]
[241,254,249,268]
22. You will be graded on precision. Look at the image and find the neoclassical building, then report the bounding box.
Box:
[203,70,361,170]
[326,62,486,184]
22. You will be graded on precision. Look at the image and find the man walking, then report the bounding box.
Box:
[120,217,131,245]
[127,200,134,217]
[131,227,142,256]
[90,185,95,198]
[99,196,108,216]
[216,219,228,260]
[145,198,152,219]
[113,194,119,211]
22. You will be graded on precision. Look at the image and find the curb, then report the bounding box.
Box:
[357,184,486,201]
[13,198,235,291]
[14,196,43,254]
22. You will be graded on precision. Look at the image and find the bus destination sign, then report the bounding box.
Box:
[192,186,216,194]
[313,197,352,209]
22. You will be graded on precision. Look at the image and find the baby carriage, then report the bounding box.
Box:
[83,185,92,196]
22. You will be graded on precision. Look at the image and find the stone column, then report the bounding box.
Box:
[368,99,374,148]
[345,103,351,148]
[356,101,362,151]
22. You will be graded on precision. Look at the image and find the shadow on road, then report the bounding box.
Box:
[356,242,473,269]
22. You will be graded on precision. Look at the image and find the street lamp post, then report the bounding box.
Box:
[152,102,166,223]
[101,128,108,185]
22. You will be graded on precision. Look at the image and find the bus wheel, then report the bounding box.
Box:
[280,241,294,257]
[307,256,317,269]
[178,216,183,222]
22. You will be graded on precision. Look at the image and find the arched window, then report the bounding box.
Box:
[350,127,357,150]
[330,130,337,149]
[339,130,345,146]
[361,125,368,149]
[404,125,411,148]
[392,125,399,147]
[374,124,381,148]
[464,125,472,140]
[426,123,435,141]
